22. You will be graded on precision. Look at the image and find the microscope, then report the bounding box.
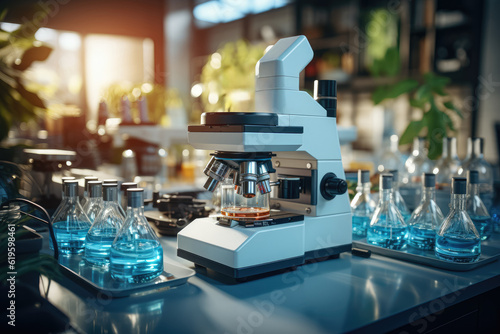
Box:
[177,35,352,279]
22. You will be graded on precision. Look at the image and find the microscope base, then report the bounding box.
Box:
[177,215,352,279]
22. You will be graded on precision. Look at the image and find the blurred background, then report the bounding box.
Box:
[0,0,499,208]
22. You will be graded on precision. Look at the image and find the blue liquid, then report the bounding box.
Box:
[84,229,117,265]
[435,235,481,263]
[51,221,89,254]
[408,226,436,250]
[401,212,412,222]
[367,226,407,250]
[491,207,500,233]
[470,215,492,241]
[352,216,370,236]
[110,239,163,283]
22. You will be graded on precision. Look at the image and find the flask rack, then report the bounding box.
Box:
[352,234,500,271]
[53,252,195,298]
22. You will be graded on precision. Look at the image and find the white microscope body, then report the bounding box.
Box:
[177,36,352,278]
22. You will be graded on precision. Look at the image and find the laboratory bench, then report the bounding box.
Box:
[38,232,500,334]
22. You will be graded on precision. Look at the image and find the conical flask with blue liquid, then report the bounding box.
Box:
[85,183,125,265]
[110,188,163,283]
[408,173,444,250]
[351,170,376,236]
[435,177,481,263]
[51,180,92,254]
[466,170,492,241]
[367,173,407,250]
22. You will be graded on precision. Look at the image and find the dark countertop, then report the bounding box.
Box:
[41,233,500,334]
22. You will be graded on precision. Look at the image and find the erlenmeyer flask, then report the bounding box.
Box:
[408,173,444,249]
[51,180,92,254]
[350,170,376,236]
[435,177,481,263]
[388,169,411,221]
[110,188,163,283]
[367,174,407,250]
[466,170,492,241]
[85,183,125,265]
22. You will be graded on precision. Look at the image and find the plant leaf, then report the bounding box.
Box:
[443,101,463,119]
[416,84,431,101]
[372,79,419,105]
[425,106,446,159]
[11,45,52,71]
[15,79,46,108]
[400,119,426,145]
[441,111,456,132]
[410,98,426,110]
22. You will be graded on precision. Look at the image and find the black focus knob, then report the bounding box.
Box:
[278,177,301,199]
[320,173,347,200]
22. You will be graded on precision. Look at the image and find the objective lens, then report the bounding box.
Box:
[239,161,258,198]
[257,163,271,194]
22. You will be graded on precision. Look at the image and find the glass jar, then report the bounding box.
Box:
[220,179,270,219]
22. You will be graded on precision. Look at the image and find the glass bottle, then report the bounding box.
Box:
[51,180,92,254]
[367,174,407,250]
[120,182,138,212]
[408,173,444,249]
[83,181,103,223]
[350,170,376,236]
[466,170,492,241]
[404,137,433,184]
[458,137,494,209]
[388,170,412,222]
[52,177,75,221]
[435,137,461,185]
[85,183,125,266]
[376,134,403,173]
[435,177,481,263]
[80,176,98,208]
[110,188,163,283]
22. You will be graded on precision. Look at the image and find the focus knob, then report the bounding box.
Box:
[320,173,347,200]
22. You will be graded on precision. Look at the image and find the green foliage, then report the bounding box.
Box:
[373,72,463,160]
[370,47,401,78]
[200,40,265,113]
[0,10,52,142]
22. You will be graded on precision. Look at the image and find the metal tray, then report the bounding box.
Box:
[57,254,195,297]
[352,237,500,271]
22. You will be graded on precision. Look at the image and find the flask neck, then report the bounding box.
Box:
[451,193,467,211]
[379,188,393,203]
[413,139,426,156]
[443,139,458,160]
[421,186,435,202]
[468,183,480,196]
[471,139,484,159]
[356,182,371,195]
[362,183,371,196]
[126,206,145,217]
[66,195,79,204]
